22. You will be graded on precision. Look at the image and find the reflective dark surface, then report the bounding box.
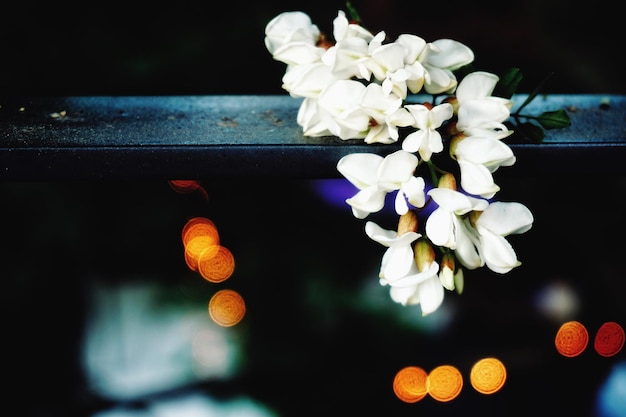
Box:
[2,177,625,416]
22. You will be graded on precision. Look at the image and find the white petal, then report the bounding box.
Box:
[455,71,499,101]
[477,228,520,273]
[457,160,500,199]
[365,221,420,247]
[337,153,382,189]
[395,191,409,215]
[387,262,439,288]
[402,176,426,208]
[428,188,488,214]
[477,202,534,236]
[377,150,418,188]
[381,245,418,281]
[389,285,419,305]
[401,130,424,153]
[454,136,515,169]
[453,218,483,269]
[417,275,445,315]
[426,39,474,70]
[345,185,387,215]
[425,208,455,248]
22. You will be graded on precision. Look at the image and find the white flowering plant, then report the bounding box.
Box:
[264,5,570,316]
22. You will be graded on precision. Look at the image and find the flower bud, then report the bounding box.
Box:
[414,238,435,272]
[442,96,459,114]
[438,172,457,191]
[468,210,483,227]
[439,256,455,291]
[397,210,418,236]
[448,133,466,159]
[454,267,464,295]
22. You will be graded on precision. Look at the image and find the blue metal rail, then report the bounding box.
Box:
[1,94,624,179]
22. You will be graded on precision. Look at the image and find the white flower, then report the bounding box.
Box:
[474,201,534,273]
[296,97,332,137]
[425,187,487,270]
[271,42,326,67]
[366,221,444,315]
[365,221,421,281]
[322,36,371,80]
[337,150,425,219]
[264,11,322,56]
[453,136,516,199]
[332,10,374,43]
[317,80,370,139]
[455,71,514,137]
[361,31,407,83]
[384,260,444,316]
[321,11,374,80]
[421,39,475,95]
[281,62,336,98]
[360,83,414,144]
[394,34,427,95]
[403,102,454,160]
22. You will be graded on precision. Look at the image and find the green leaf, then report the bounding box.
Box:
[537,109,572,129]
[345,1,362,24]
[509,122,545,144]
[494,68,523,99]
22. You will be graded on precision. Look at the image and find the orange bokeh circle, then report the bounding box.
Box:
[555,320,589,357]
[392,366,428,403]
[427,365,463,402]
[470,357,507,395]
[208,289,246,327]
[182,217,219,247]
[198,245,235,283]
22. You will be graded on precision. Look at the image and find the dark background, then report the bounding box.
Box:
[2,1,625,416]
[1,0,624,96]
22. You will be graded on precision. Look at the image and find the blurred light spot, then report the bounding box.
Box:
[169,180,209,200]
[92,391,279,417]
[594,322,625,358]
[595,360,626,417]
[182,217,220,247]
[555,320,589,357]
[533,280,580,322]
[209,289,246,327]
[470,357,506,395]
[82,282,240,401]
[191,328,232,378]
[393,366,428,403]
[181,217,228,276]
[427,364,463,402]
[184,236,219,272]
[309,178,356,210]
[199,245,235,283]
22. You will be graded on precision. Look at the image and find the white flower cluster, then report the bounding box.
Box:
[265,10,534,316]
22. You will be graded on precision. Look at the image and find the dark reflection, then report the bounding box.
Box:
[1,177,625,416]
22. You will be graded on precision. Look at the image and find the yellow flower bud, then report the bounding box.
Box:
[438,172,457,191]
[454,267,464,295]
[414,238,435,272]
[439,252,456,291]
[448,133,466,159]
[397,210,418,236]
[442,96,459,114]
